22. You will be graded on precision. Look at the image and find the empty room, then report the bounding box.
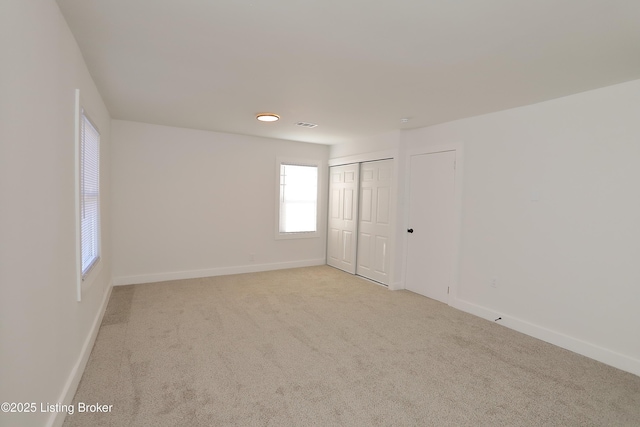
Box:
[1,1,640,426]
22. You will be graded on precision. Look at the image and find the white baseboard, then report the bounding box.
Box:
[113,259,326,286]
[47,282,113,427]
[388,281,403,291]
[450,297,640,377]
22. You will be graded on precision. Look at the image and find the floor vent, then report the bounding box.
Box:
[295,122,318,128]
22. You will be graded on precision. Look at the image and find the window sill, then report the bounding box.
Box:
[78,258,103,301]
[275,231,320,240]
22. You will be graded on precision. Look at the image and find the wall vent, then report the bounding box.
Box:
[295,122,318,128]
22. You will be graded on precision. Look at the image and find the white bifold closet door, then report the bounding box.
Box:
[327,164,359,274]
[356,159,392,285]
[327,160,392,285]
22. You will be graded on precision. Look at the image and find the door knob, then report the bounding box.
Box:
[407,228,414,233]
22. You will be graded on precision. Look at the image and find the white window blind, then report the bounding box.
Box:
[80,110,100,277]
[279,164,318,233]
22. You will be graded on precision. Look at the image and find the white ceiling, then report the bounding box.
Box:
[56,0,640,145]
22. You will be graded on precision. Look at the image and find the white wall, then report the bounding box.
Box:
[0,1,112,426]
[330,130,400,160]
[401,79,640,374]
[111,120,329,284]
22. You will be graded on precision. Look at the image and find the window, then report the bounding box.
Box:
[278,162,318,237]
[79,109,100,277]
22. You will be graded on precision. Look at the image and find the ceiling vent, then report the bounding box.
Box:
[295,122,318,128]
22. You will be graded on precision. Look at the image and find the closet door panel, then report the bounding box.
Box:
[327,164,359,274]
[356,159,392,285]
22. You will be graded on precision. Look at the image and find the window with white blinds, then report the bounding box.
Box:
[80,110,100,277]
[279,163,318,234]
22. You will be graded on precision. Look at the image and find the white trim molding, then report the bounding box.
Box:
[450,297,640,377]
[48,282,113,427]
[113,259,327,286]
[275,156,323,240]
[328,149,396,167]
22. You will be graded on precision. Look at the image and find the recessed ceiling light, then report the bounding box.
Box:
[256,113,280,122]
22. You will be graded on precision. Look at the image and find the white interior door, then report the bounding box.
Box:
[356,159,392,285]
[405,151,456,302]
[327,164,359,274]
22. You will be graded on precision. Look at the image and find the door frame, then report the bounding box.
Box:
[401,143,464,304]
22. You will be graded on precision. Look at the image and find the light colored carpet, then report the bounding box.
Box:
[64,266,640,426]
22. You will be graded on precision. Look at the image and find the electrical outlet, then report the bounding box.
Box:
[249,254,255,262]
[491,278,498,288]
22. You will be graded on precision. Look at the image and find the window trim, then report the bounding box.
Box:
[275,157,321,240]
[75,89,102,301]
[79,108,101,276]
